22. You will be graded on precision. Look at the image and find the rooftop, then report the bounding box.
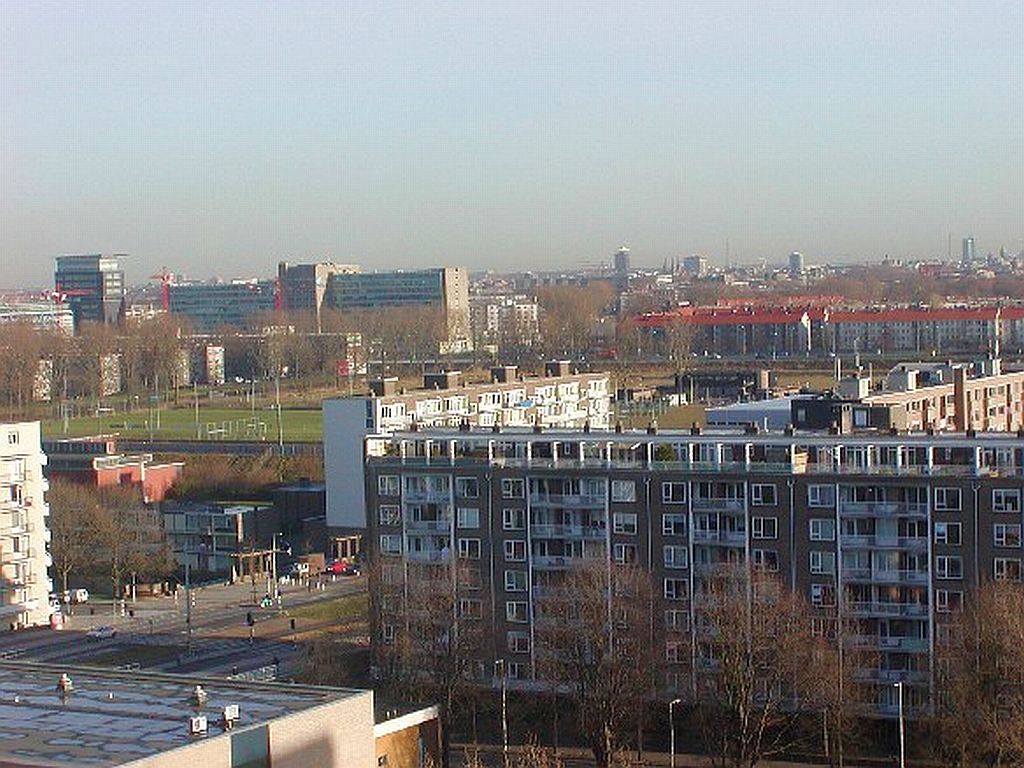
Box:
[0,662,362,767]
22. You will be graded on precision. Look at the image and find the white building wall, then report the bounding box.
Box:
[0,422,53,628]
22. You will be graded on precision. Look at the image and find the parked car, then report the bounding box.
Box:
[63,588,89,604]
[340,563,362,577]
[86,625,117,641]
[323,560,347,574]
[286,562,309,577]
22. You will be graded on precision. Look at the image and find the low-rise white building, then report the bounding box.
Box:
[0,422,53,628]
[323,363,611,530]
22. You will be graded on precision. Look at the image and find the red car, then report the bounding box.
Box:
[323,560,347,574]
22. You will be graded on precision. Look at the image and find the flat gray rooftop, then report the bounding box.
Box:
[0,662,360,766]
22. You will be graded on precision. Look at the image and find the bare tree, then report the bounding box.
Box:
[533,559,655,768]
[0,321,45,417]
[373,558,484,768]
[537,282,614,360]
[933,581,1024,767]
[46,480,102,595]
[693,565,839,768]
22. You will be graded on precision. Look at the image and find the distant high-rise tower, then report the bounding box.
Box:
[962,236,976,262]
[613,246,631,276]
[788,251,805,275]
[54,254,126,330]
[682,254,708,278]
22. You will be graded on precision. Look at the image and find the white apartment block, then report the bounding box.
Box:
[324,364,611,530]
[0,422,53,629]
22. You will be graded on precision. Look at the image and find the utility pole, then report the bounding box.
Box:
[274,372,284,450]
[193,382,200,439]
[185,556,193,656]
[495,659,508,768]
[894,681,905,768]
[669,698,682,768]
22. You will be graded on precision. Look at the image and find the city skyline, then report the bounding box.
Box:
[2,0,1022,285]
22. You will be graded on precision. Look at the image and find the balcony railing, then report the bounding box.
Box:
[530,523,606,539]
[692,498,745,512]
[847,600,929,617]
[532,555,573,569]
[842,534,929,550]
[839,502,928,518]
[406,518,452,532]
[403,489,450,503]
[405,549,446,563]
[529,493,605,509]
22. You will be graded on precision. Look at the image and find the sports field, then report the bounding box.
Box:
[41,405,324,442]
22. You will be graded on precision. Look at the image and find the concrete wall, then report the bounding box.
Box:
[323,398,371,530]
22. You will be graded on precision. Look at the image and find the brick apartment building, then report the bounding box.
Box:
[363,426,1024,717]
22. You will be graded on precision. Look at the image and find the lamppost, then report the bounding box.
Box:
[270,533,291,609]
[495,659,508,768]
[669,698,682,768]
[894,681,905,768]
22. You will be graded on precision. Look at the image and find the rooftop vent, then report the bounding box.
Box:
[192,685,208,706]
[56,673,73,694]
[615,422,623,434]
[647,420,658,435]
[690,422,701,435]
[221,704,240,729]
[189,715,208,736]
[784,424,795,436]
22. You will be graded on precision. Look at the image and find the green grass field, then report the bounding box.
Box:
[286,593,367,624]
[42,405,324,442]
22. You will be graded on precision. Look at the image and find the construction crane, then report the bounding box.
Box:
[150,267,174,311]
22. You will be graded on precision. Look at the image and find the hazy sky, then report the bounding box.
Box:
[2,1,1022,286]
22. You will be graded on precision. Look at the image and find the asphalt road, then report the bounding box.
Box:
[0,575,366,677]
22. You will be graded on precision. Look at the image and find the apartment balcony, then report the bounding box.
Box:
[839,502,928,518]
[529,493,605,509]
[853,667,930,685]
[405,549,447,563]
[530,523,606,540]
[842,534,929,550]
[403,489,450,504]
[693,529,746,546]
[692,498,745,512]
[849,635,929,653]
[532,554,588,569]
[406,518,452,533]
[841,567,929,585]
[847,601,929,618]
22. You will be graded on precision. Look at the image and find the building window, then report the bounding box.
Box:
[379,534,402,555]
[456,508,480,529]
[935,590,963,613]
[456,477,479,499]
[809,550,836,575]
[665,641,685,664]
[810,583,835,608]
[613,543,637,564]
[994,524,1022,548]
[934,521,962,546]
[934,487,962,512]
[663,545,688,569]
[663,514,686,537]
[935,555,963,580]
[809,518,835,541]
[507,662,528,680]
[751,517,778,540]
[662,482,687,504]
[808,484,835,508]
[751,484,777,506]
[508,631,530,654]
[993,489,1022,513]
[381,624,395,643]
[994,558,1022,581]
[459,598,482,620]
[502,508,525,530]
[378,475,400,496]
[504,570,527,592]
[664,609,689,631]
[378,505,401,526]
[458,538,481,560]
[504,540,527,562]
[501,479,524,499]
[506,601,529,623]
[752,549,779,572]
[611,480,636,503]
[664,578,688,601]
[613,513,638,535]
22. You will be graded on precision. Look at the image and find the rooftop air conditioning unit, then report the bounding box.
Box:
[189,715,208,736]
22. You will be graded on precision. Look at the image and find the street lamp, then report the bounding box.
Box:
[495,659,509,768]
[669,697,682,768]
[893,681,905,768]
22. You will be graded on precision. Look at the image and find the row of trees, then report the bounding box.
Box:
[368,557,1024,768]
[47,481,174,599]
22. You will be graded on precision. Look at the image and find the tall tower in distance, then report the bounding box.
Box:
[788,251,805,276]
[962,236,976,262]
[613,245,631,276]
[54,254,126,331]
